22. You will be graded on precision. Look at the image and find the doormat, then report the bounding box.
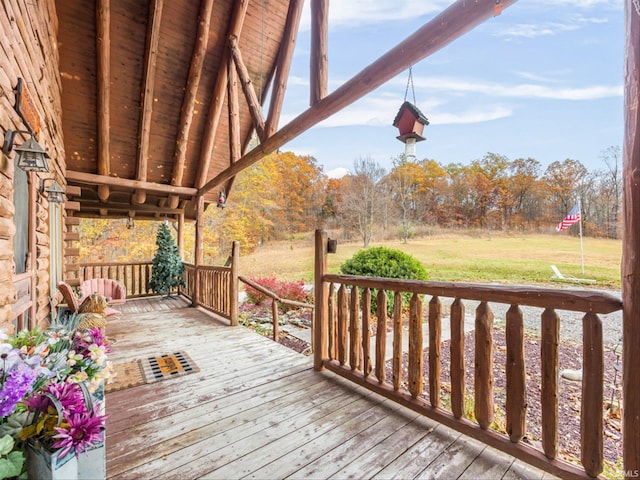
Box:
[105,351,199,393]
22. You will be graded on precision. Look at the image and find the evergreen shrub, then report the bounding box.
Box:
[339,246,429,314]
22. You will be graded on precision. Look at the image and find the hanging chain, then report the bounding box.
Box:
[403,66,416,104]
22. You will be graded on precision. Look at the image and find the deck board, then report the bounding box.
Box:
[106,297,552,479]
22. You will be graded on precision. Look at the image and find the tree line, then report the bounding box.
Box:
[79,146,622,264]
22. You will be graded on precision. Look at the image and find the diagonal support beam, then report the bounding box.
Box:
[229,35,266,141]
[168,0,216,209]
[135,0,164,205]
[193,0,249,191]
[266,0,304,136]
[200,0,519,197]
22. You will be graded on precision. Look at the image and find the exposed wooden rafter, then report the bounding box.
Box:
[193,0,250,191]
[66,170,197,197]
[96,0,111,202]
[228,53,241,164]
[134,0,164,205]
[200,0,518,197]
[229,35,266,141]
[168,0,216,209]
[310,0,328,106]
[266,0,304,136]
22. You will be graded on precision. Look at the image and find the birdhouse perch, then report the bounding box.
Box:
[393,101,429,158]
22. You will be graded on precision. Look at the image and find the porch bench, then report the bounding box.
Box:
[80,278,127,305]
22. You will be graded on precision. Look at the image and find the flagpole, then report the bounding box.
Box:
[578,198,585,274]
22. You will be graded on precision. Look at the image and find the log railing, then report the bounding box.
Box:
[78,262,153,298]
[182,263,234,321]
[182,242,239,324]
[239,275,314,341]
[313,230,622,479]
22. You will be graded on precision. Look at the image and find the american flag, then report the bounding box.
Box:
[556,204,581,231]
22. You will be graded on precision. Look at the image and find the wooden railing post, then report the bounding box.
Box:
[229,240,239,325]
[313,229,328,371]
[192,196,204,308]
[623,1,640,475]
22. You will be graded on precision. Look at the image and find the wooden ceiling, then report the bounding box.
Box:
[56,0,302,221]
[55,0,519,222]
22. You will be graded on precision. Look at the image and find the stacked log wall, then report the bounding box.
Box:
[0,0,66,331]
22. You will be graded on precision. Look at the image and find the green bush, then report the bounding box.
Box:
[339,247,429,314]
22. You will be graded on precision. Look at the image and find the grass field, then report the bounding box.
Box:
[238,231,622,289]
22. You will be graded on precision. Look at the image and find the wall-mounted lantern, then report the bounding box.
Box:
[392,101,429,159]
[126,216,135,229]
[3,130,50,173]
[40,178,65,203]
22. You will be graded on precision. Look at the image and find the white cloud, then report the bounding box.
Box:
[432,106,513,125]
[298,0,453,32]
[412,76,622,100]
[326,167,349,179]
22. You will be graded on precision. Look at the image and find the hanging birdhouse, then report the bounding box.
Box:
[217,190,227,208]
[392,101,429,159]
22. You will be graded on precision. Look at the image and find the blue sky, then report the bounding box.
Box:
[276,0,624,178]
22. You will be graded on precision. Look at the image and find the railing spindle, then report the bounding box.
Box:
[475,301,494,429]
[375,289,387,384]
[450,298,465,419]
[429,295,441,407]
[581,312,603,477]
[408,293,423,399]
[362,287,372,376]
[349,286,361,371]
[506,304,526,442]
[392,291,402,391]
[337,284,348,366]
[328,283,336,360]
[541,308,560,459]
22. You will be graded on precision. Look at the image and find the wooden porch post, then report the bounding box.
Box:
[192,196,204,308]
[230,240,239,326]
[313,229,328,371]
[177,212,184,260]
[310,0,328,106]
[623,1,640,475]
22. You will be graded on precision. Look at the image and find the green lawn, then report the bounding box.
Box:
[238,232,622,289]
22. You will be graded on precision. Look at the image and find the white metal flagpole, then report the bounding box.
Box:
[578,199,585,274]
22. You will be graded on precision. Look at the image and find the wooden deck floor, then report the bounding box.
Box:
[106,297,552,479]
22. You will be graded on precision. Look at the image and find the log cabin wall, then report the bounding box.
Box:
[0,0,67,331]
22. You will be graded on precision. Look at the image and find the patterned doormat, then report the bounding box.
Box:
[106,351,199,393]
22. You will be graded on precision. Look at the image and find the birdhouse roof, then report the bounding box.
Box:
[392,101,429,127]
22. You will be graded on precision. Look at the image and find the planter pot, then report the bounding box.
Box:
[25,440,78,480]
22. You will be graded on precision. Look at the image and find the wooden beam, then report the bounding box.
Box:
[623,0,640,474]
[229,36,266,141]
[168,0,216,209]
[200,0,518,196]
[66,170,197,196]
[310,0,328,106]
[194,0,249,190]
[96,0,111,202]
[135,0,164,205]
[228,53,241,163]
[266,0,304,136]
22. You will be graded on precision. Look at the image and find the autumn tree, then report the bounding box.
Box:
[338,156,386,246]
[386,156,427,242]
[542,158,588,223]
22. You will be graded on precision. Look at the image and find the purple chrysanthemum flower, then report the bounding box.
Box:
[51,406,106,457]
[0,363,38,416]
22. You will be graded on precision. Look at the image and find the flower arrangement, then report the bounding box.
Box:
[0,320,112,479]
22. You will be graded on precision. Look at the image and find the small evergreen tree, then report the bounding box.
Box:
[148,222,185,296]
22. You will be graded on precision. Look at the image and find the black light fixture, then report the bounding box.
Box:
[217,189,227,209]
[3,130,50,173]
[40,178,65,204]
[126,216,135,229]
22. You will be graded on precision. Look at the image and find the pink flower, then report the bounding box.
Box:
[52,406,106,457]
